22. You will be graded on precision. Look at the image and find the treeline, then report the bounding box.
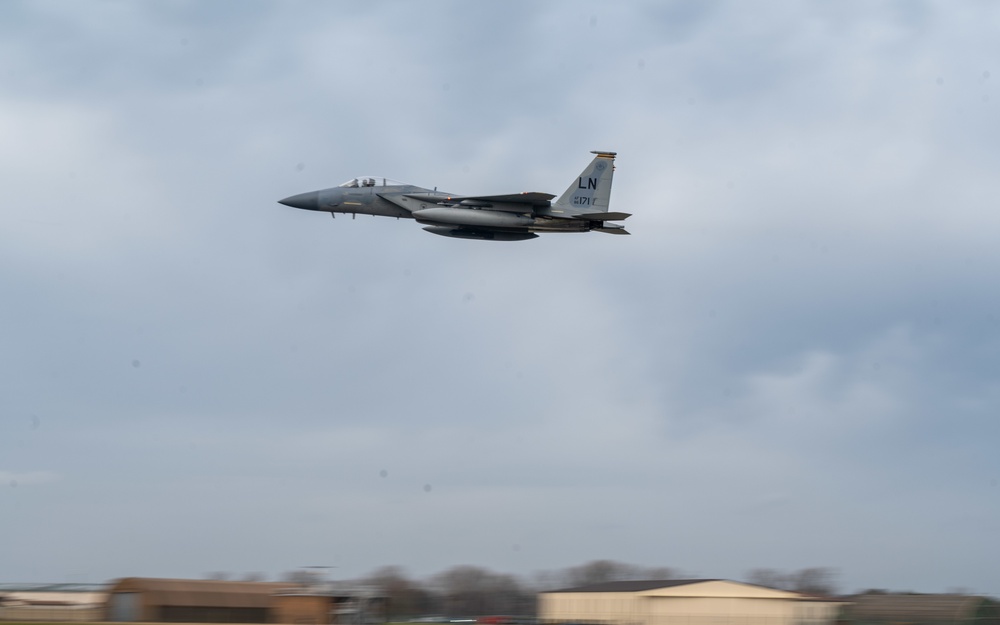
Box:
[265,561,837,620]
[262,560,678,618]
[745,567,838,596]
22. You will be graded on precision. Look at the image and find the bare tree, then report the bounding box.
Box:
[645,567,679,581]
[789,568,838,596]
[567,560,626,586]
[432,566,493,616]
[364,566,435,620]
[529,570,564,593]
[746,568,838,596]
[281,569,326,586]
[561,560,681,588]
[430,566,534,616]
[746,569,789,590]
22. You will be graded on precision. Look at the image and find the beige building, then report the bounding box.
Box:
[539,579,842,625]
[0,585,107,622]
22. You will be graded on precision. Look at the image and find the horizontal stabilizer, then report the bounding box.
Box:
[575,211,631,221]
[594,226,630,235]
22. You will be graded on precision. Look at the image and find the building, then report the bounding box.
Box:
[538,579,843,625]
[840,593,1000,625]
[104,578,296,623]
[272,583,386,625]
[101,577,387,625]
[0,583,107,622]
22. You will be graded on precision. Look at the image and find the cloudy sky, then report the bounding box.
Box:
[2,0,999,595]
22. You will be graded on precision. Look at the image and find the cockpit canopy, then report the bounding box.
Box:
[338,176,407,188]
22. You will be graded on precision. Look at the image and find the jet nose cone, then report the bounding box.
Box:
[279,190,320,210]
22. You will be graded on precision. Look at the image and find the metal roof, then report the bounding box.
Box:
[0,583,109,593]
[544,579,721,593]
[107,578,296,609]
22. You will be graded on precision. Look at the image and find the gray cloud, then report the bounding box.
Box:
[2,0,999,595]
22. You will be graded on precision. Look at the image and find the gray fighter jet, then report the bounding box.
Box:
[279,151,628,241]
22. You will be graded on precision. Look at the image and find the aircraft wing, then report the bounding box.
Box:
[394,191,556,214]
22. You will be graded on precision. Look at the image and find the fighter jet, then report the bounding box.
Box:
[278,151,629,241]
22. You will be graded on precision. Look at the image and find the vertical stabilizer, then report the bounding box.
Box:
[554,151,616,213]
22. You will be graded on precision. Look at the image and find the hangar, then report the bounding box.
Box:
[104,578,295,623]
[538,579,842,625]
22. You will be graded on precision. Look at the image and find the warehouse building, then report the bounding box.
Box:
[539,579,843,625]
[840,592,1000,625]
[0,583,107,622]
[102,577,387,624]
[104,577,295,623]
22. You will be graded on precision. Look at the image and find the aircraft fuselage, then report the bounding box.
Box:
[278,152,628,240]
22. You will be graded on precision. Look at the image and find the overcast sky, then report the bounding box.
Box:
[2,0,999,595]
